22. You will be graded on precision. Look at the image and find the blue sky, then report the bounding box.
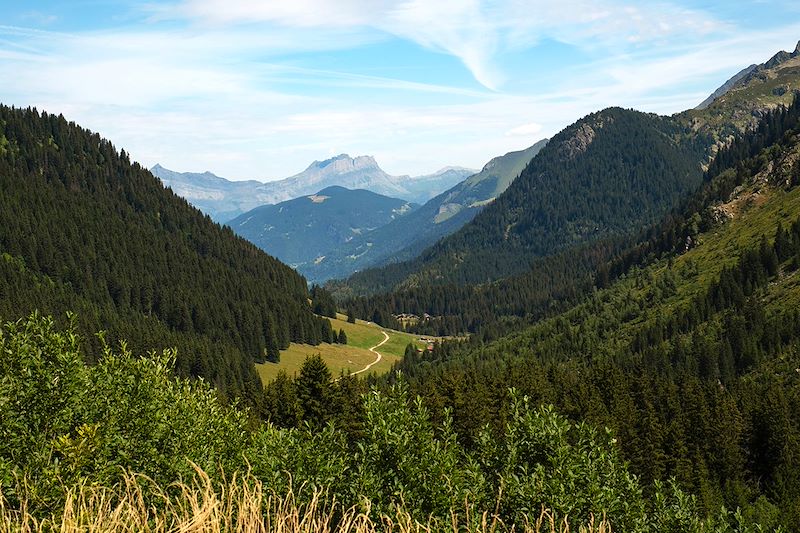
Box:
[1,1,799,180]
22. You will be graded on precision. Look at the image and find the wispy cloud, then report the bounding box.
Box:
[164,0,729,90]
[0,1,798,180]
[251,64,494,98]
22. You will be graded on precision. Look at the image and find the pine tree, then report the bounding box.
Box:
[264,370,300,427]
[295,354,333,430]
[266,336,280,363]
[338,328,347,344]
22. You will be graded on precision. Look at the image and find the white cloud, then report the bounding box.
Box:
[2,3,799,181]
[381,0,503,90]
[160,0,384,27]
[165,0,730,90]
[506,122,543,137]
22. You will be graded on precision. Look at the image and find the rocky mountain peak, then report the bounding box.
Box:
[763,40,800,69]
[312,154,379,173]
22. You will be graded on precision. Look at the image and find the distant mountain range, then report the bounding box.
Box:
[296,139,548,283]
[151,156,474,222]
[227,186,417,270]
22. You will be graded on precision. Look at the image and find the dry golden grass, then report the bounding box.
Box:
[0,467,611,533]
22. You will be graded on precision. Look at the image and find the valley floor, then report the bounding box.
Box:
[256,313,423,383]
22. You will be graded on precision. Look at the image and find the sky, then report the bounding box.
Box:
[1,1,799,181]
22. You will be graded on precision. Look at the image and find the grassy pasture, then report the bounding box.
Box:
[256,314,424,383]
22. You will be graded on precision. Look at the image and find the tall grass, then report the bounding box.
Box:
[0,467,610,533]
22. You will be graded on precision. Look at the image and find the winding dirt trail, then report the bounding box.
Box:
[351,331,390,376]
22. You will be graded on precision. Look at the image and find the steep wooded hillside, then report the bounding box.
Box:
[228,186,416,270]
[384,96,800,529]
[339,108,707,294]
[0,105,333,403]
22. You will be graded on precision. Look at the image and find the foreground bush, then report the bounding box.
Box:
[0,315,780,531]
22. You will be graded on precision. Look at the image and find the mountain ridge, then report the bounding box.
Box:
[695,64,758,110]
[336,42,800,299]
[386,99,800,528]
[683,39,800,138]
[299,139,548,284]
[227,186,418,270]
[152,156,475,222]
[337,107,706,295]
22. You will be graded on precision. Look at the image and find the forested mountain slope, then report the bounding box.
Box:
[0,105,333,404]
[301,140,546,284]
[3,313,760,532]
[342,95,799,341]
[337,45,800,340]
[338,108,707,295]
[386,96,800,529]
[228,186,416,270]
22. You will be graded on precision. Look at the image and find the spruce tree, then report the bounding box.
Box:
[295,354,332,429]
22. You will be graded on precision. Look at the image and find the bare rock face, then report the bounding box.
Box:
[558,123,596,160]
[557,113,615,160]
[708,135,800,223]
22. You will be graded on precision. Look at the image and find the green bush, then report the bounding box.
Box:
[0,313,251,508]
[477,391,647,529]
[0,314,781,531]
[351,383,486,522]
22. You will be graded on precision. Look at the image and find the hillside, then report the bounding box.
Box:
[336,44,800,303]
[0,105,333,403]
[2,313,738,532]
[343,118,798,343]
[388,96,800,529]
[301,139,547,283]
[695,64,758,110]
[339,108,706,294]
[683,40,800,138]
[152,157,473,221]
[227,186,417,270]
